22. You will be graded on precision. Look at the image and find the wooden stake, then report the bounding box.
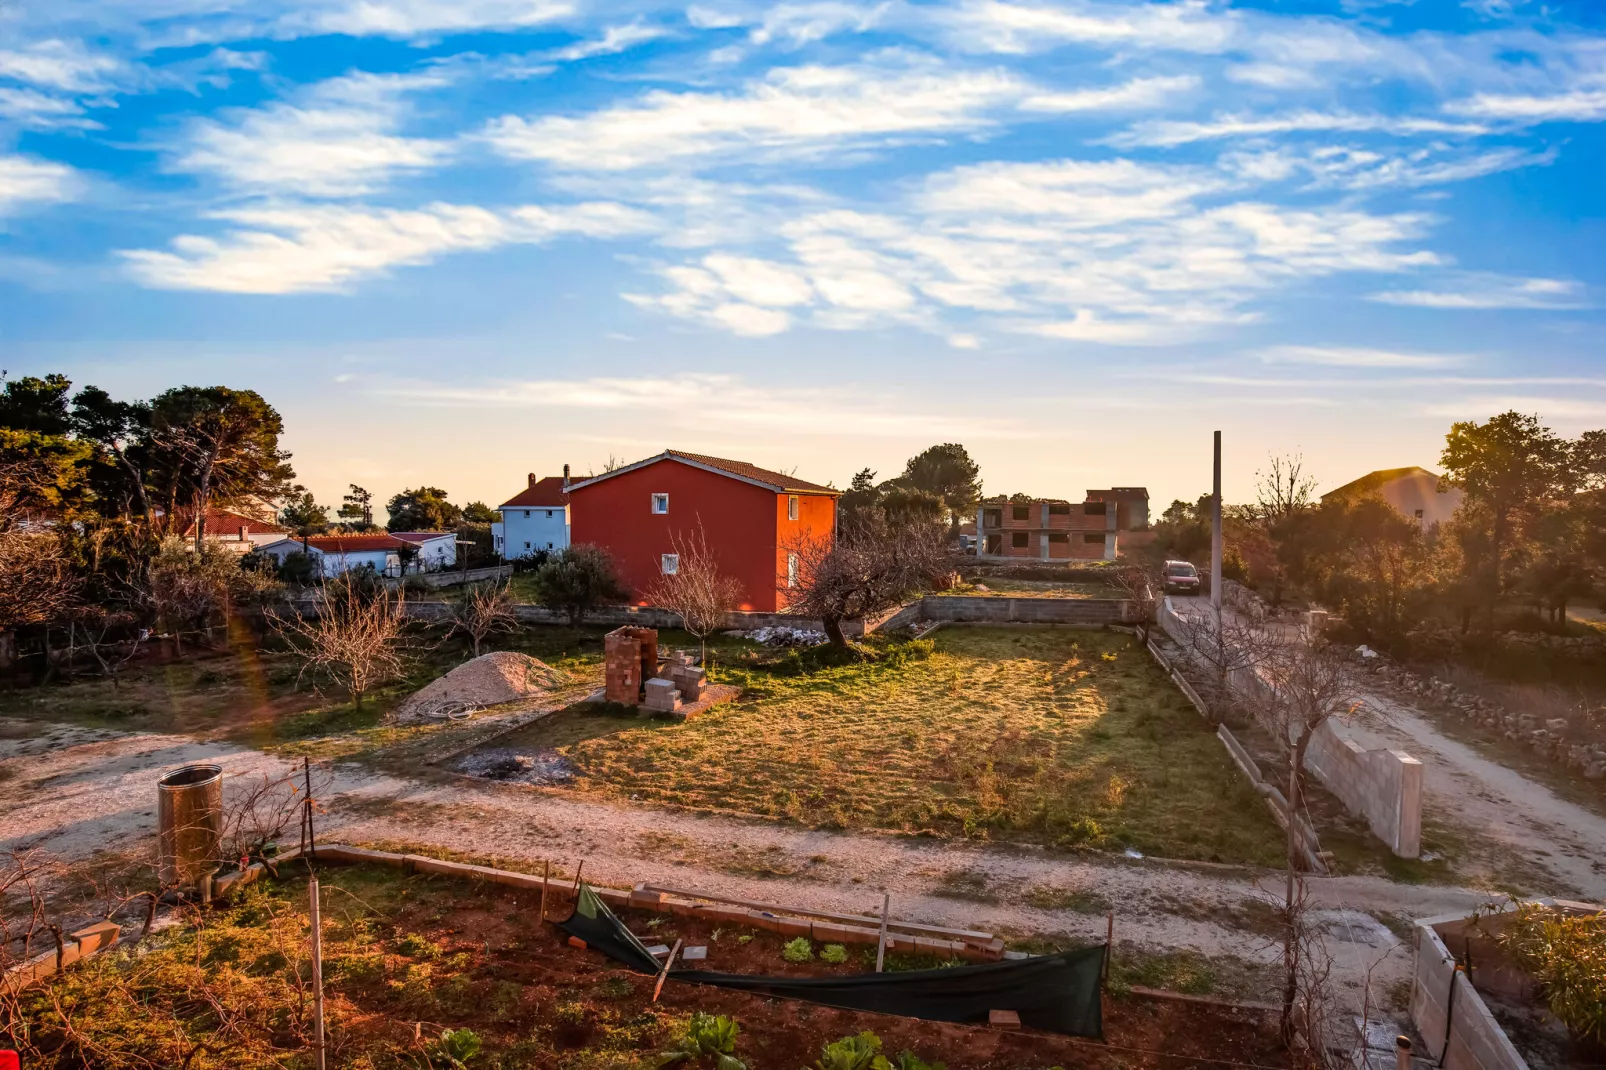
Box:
[539,859,550,924]
[310,877,327,1070]
[570,860,585,902]
[875,893,890,973]
[1102,911,1114,984]
[652,939,683,1003]
[303,757,316,867]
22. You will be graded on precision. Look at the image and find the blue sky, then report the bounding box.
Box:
[3,0,1604,512]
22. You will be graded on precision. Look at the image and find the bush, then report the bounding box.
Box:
[1498,903,1606,1041]
[782,937,813,962]
[820,943,847,964]
[530,544,629,626]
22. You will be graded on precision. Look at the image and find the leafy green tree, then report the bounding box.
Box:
[902,443,981,535]
[1440,411,1570,622]
[837,468,880,527]
[148,386,295,548]
[530,544,629,626]
[70,385,153,519]
[0,372,73,435]
[386,486,461,531]
[461,500,498,523]
[339,484,375,528]
[279,486,329,549]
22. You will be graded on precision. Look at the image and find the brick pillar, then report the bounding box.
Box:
[604,629,643,704]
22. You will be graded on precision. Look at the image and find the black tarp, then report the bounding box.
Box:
[558,883,1105,1039]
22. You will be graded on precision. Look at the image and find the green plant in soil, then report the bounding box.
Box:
[811,1031,892,1070]
[783,937,814,962]
[658,1012,746,1069]
[503,628,1284,865]
[420,1027,482,1068]
[1498,903,1606,1041]
[820,943,848,964]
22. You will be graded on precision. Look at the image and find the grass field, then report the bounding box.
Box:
[951,579,1120,599]
[500,627,1285,865]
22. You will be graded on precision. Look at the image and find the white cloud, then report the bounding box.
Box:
[169,71,453,196]
[631,156,1440,343]
[1109,111,1490,148]
[749,2,891,46]
[118,200,655,293]
[484,59,1029,170]
[938,0,1237,55]
[0,154,81,214]
[1447,88,1606,123]
[548,21,669,61]
[274,0,574,39]
[1259,345,1464,368]
[0,86,98,129]
[1218,144,1551,190]
[1021,74,1199,113]
[0,39,123,92]
[1368,274,1590,309]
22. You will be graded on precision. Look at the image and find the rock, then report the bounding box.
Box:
[1586,762,1606,780]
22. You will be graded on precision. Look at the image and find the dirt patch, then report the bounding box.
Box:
[393,651,568,724]
[454,745,576,785]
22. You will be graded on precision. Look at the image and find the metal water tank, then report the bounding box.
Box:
[157,764,223,889]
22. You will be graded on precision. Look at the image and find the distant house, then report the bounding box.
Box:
[976,487,1149,562]
[568,449,839,613]
[180,508,288,553]
[1322,466,1462,528]
[258,533,410,577]
[390,531,457,571]
[498,469,571,559]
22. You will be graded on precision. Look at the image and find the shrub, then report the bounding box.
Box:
[782,937,814,962]
[820,943,847,964]
[1498,903,1606,1041]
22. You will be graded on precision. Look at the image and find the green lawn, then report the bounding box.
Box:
[500,627,1286,866]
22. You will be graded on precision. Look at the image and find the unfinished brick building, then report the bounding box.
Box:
[975,488,1149,562]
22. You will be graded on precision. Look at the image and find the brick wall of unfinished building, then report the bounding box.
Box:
[978,500,1116,561]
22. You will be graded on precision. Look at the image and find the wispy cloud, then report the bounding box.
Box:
[1368,274,1590,310]
[118,201,656,293]
[1447,88,1606,123]
[1020,74,1199,113]
[272,0,575,39]
[1108,111,1490,149]
[0,39,124,92]
[1218,144,1552,190]
[1259,345,1465,368]
[548,21,670,61]
[0,154,82,214]
[168,71,454,197]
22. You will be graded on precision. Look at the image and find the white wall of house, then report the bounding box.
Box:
[500,505,569,558]
[491,522,505,556]
[403,535,457,571]
[258,541,399,577]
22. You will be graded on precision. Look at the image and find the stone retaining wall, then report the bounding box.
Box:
[918,595,1133,626]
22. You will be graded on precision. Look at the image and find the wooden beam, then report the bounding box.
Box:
[652,939,682,1003]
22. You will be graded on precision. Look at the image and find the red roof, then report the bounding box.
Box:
[297,534,410,553]
[500,475,571,508]
[182,508,286,537]
[390,531,454,543]
[572,450,839,496]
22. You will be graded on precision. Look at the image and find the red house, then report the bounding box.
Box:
[568,450,839,612]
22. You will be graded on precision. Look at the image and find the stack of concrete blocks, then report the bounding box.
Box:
[664,649,706,702]
[603,626,659,705]
[643,677,682,714]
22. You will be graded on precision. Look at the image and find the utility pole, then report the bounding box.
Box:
[1211,430,1223,618]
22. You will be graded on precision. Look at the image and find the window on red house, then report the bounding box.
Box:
[652,493,669,514]
[661,553,679,574]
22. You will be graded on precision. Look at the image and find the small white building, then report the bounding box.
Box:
[391,531,457,571]
[258,534,410,577]
[181,508,289,554]
[498,469,571,559]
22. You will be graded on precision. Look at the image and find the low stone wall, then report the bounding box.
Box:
[402,565,511,589]
[1157,598,1423,859]
[918,595,1133,626]
[1304,719,1422,858]
[290,599,873,638]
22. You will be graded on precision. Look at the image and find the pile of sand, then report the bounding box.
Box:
[393,651,568,724]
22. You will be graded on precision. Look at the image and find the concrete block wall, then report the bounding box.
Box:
[1305,720,1423,857]
[919,596,1133,626]
[1410,913,1535,1070]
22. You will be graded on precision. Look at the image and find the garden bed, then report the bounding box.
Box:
[465,627,1286,865]
[7,858,1292,1069]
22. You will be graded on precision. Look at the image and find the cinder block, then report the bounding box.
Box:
[989,1009,1021,1030]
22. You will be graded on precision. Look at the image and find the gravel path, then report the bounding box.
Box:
[0,718,1501,1017]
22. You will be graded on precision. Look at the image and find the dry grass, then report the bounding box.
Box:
[502,627,1285,866]
[950,579,1119,599]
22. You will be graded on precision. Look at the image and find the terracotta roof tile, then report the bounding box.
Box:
[181,508,287,536]
[297,534,410,553]
[664,450,839,495]
[500,476,571,508]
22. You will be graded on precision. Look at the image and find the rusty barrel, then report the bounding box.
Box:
[157,764,223,889]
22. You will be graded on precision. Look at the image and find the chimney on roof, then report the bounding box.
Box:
[240,524,248,541]
[528,472,537,488]
[562,464,571,492]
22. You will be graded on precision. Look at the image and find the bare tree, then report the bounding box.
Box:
[1250,632,1359,1043]
[1109,560,1161,644]
[1172,609,1277,724]
[69,607,144,688]
[449,580,518,658]
[272,570,408,710]
[1255,452,1318,526]
[783,513,949,649]
[0,529,79,636]
[646,525,743,662]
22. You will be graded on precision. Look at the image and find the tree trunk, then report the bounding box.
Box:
[822,615,848,649]
[194,462,214,552]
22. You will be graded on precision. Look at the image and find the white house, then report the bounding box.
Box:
[181,508,289,554]
[498,468,571,559]
[1322,466,1464,529]
[258,533,409,577]
[391,531,457,571]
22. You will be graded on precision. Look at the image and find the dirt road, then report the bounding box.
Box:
[0,718,1500,1017]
